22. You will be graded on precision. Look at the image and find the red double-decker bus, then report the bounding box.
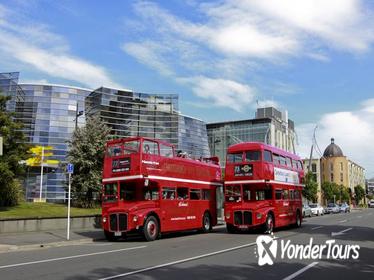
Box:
[224,142,304,233]
[101,137,222,241]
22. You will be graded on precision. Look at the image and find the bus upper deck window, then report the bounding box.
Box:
[245,151,261,162]
[227,152,243,163]
[107,145,122,157]
[264,150,272,162]
[123,140,139,154]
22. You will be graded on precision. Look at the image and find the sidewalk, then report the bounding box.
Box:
[0,229,104,253]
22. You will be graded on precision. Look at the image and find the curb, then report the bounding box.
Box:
[0,237,106,254]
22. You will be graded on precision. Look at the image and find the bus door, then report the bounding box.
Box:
[176,187,192,229]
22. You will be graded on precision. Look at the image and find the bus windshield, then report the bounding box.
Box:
[103,183,118,202]
[106,140,140,157]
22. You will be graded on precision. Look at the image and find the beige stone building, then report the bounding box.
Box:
[303,138,365,205]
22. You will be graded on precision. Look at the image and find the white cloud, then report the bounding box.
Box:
[297,99,374,176]
[0,3,120,89]
[122,1,374,112]
[177,76,256,112]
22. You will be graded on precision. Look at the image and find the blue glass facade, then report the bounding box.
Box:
[178,115,210,158]
[1,72,211,202]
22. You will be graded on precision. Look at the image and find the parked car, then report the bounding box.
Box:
[326,203,340,214]
[303,204,312,217]
[369,200,374,208]
[339,202,351,213]
[310,203,324,216]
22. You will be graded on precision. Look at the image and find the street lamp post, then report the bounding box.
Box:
[74,101,84,130]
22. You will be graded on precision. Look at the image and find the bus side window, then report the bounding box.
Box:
[202,189,211,200]
[177,187,189,200]
[289,190,294,200]
[286,157,292,168]
[275,190,282,200]
[298,160,303,170]
[295,190,300,200]
[264,150,272,162]
[283,189,289,200]
[143,140,159,155]
[273,154,279,165]
[292,159,298,169]
[190,189,201,200]
[162,187,176,200]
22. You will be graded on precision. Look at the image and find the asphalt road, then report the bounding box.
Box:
[0,209,373,280]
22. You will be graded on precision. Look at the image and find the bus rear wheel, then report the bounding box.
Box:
[294,210,302,228]
[202,212,212,233]
[263,213,274,234]
[143,216,159,241]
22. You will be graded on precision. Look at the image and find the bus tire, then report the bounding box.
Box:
[294,210,302,228]
[104,230,119,242]
[263,213,274,234]
[143,216,159,241]
[202,212,212,233]
[226,223,237,233]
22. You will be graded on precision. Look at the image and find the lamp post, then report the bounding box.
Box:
[74,101,84,130]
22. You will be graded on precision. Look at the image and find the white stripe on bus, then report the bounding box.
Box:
[103,174,223,186]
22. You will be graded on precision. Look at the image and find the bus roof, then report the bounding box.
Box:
[227,142,301,160]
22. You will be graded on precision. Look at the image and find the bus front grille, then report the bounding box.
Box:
[234,211,243,225]
[243,211,252,225]
[109,213,128,231]
[118,214,128,231]
[110,214,118,231]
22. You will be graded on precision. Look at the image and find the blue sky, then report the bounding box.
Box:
[1,0,374,176]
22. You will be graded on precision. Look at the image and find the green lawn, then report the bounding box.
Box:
[0,202,101,220]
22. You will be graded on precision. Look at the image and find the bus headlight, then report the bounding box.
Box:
[103,217,107,223]
[256,213,262,220]
[225,212,230,219]
[133,215,139,222]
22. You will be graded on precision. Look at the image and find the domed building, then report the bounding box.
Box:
[320,138,365,197]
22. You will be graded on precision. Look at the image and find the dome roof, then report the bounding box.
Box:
[323,138,344,157]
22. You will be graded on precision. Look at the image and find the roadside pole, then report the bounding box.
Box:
[67,163,74,241]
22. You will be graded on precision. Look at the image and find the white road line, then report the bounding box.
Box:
[282,262,319,280]
[311,226,323,230]
[357,216,362,218]
[338,219,347,223]
[0,246,146,269]
[99,242,259,280]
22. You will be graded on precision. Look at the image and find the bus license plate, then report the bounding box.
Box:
[114,231,122,237]
[238,225,249,229]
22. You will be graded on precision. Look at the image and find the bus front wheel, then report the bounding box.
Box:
[143,216,159,241]
[202,212,212,233]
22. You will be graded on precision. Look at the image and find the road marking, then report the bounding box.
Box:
[0,246,146,269]
[368,213,373,216]
[99,242,259,280]
[282,262,319,280]
[338,219,347,223]
[311,226,323,230]
[331,227,353,237]
[357,216,362,218]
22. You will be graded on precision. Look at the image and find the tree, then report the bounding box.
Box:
[339,185,350,203]
[0,95,29,206]
[321,181,340,203]
[354,185,365,205]
[67,116,110,208]
[303,171,318,202]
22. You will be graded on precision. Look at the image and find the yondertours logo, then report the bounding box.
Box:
[255,235,360,266]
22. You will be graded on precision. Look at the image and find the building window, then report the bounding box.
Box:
[312,163,317,173]
[340,173,343,183]
[330,173,334,182]
[340,162,343,171]
[330,162,334,172]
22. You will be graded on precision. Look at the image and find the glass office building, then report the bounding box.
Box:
[207,107,297,167]
[86,87,179,146]
[178,114,210,158]
[1,72,212,201]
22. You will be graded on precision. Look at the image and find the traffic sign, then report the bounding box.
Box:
[67,163,74,174]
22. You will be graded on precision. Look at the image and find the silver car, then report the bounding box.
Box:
[326,203,340,214]
[339,202,351,213]
[303,204,312,217]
